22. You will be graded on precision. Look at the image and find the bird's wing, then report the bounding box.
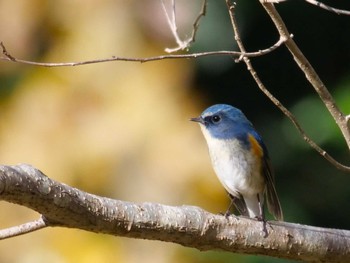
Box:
[262,157,284,221]
[249,130,283,221]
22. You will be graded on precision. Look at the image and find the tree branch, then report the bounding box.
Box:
[263,0,350,15]
[304,0,350,15]
[1,164,350,262]
[225,1,350,173]
[0,217,47,239]
[260,2,350,153]
[161,0,207,53]
[0,40,285,67]
[189,0,207,45]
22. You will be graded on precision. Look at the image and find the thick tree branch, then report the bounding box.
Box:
[260,2,350,152]
[1,164,350,262]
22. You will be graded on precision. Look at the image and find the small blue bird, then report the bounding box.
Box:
[191,104,283,221]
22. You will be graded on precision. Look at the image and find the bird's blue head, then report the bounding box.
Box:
[191,104,254,140]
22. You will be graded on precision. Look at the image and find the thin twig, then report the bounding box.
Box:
[261,0,288,3]
[305,0,350,15]
[161,0,207,53]
[189,0,207,44]
[260,2,350,159]
[1,41,15,60]
[161,0,183,47]
[263,0,350,15]
[225,0,350,173]
[0,40,285,67]
[0,216,47,240]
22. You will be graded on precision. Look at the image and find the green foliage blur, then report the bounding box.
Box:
[1,1,350,263]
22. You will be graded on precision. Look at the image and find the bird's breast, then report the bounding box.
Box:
[202,133,265,196]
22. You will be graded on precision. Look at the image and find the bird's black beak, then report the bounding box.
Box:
[190,117,205,124]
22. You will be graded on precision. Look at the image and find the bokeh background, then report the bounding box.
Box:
[1,0,350,262]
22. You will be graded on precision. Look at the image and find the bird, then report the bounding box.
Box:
[191,104,283,221]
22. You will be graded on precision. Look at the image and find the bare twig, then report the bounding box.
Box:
[0,40,285,67]
[261,0,288,3]
[189,0,207,44]
[0,217,47,240]
[1,164,350,261]
[161,0,207,53]
[305,0,350,15]
[161,0,183,51]
[260,1,350,158]
[263,0,350,15]
[225,1,350,173]
[1,42,16,60]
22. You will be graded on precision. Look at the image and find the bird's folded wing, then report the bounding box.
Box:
[263,158,284,221]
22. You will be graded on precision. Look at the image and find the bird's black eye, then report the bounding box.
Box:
[212,115,221,123]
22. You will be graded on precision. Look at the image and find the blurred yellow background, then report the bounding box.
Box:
[0,1,229,263]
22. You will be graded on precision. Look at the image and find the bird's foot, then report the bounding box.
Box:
[219,210,233,219]
[255,216,269,238]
